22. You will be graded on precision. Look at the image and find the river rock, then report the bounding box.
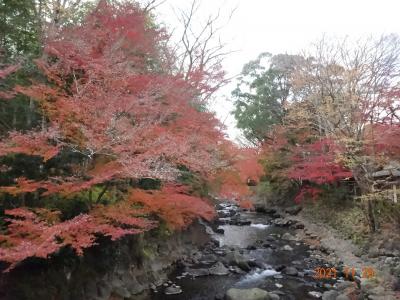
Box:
[228,266,246,274]
[336,295,350,300]
[223,250,251,271]
[284,267,298,276]
[293,223,305,229]
[225,288,271,300]
[233,219,252,226]
[269,293,280,300]
[308,291,322,298]
[248,259,264,268]
[338,281,357,290]
[281,232,297,241]
[164,285,182,295]
[322,290,339,300]
[113,286,131,298]
[185,268,210,277]
[268,212,280,219]
[285,205,302,215]
[215,227,225,234]
[217,209,236,218]
[275,265,286,272]
[273,218,292,227]
[282,245,293,251]
[208,262,229,276]
[201,253,218,264]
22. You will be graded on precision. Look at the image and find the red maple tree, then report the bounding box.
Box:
[0,1,226,270]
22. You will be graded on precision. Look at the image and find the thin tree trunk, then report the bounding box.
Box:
[97,183,109,203]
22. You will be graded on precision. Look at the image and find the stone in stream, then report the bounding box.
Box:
[271,212,283,219]
[215,227,225,234]
[229,219,252,226]
[208,262,229,276]
[275,265,286,272]
[308,291,323,298]
[283,266,298,276]
[335,295,351,300]
[321,290,339,300]
[282,245,293,251]
[185,268,210,277]
[200,253,218,264]
[281,232,297,241]
[228,265,246,274]
[269,294,280,300]
[293,223,305,229]
[225,288,272,300]
[247,259,264,268]
[164,284,182,295]
[337,281,356,290]
[217,209,236,218]
[273,218,292,227]
[223,250,251,272]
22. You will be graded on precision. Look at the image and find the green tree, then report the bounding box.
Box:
[232,52,302,144]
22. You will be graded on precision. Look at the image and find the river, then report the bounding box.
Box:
[151,202,343,300]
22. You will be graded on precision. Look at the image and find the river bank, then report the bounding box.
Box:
[1,201,398,300]
[149,202,371,300]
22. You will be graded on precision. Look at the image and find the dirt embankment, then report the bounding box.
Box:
[286,206,400,299]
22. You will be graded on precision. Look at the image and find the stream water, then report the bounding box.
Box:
[151,202,342,300]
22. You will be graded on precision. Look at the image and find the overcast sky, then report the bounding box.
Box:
[154,0,400,142]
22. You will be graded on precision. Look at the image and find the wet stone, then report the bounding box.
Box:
[185,268,210,277]
[226,288,270,300]
[281,232,297,241]
[282,245,293,251]
[215,228,225,234]
[164,285,182,295]
[284,267,298,276]
[322,290,339,300]
[309,291,323,298]
[208,262,229,276]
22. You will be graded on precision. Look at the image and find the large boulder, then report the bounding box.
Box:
[225,288,271,300]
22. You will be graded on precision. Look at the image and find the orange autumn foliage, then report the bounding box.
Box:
[129,185,215,230]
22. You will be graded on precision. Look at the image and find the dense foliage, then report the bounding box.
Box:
[0,0,251,271]
[234,35,400,231]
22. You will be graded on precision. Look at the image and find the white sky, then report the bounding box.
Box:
[154,0,400,142]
